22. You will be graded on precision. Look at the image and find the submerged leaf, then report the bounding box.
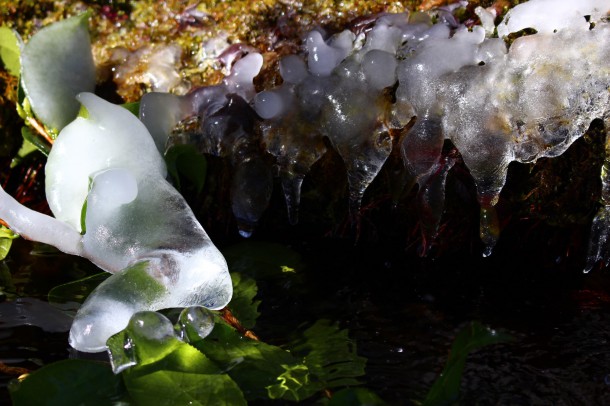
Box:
[48,272,109,308]
[20,13,95,130]
[328,388,387,405]
[223,241,305,279]
[423,321,513,406]
[126,371,247,406]
[291,319,367,389]
[9,359,125,406]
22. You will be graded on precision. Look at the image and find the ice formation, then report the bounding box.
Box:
[139,0,610,267]
[2,0,610,348]
[0,93,232,352]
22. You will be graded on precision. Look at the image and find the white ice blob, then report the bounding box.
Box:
[254,90,284,119]
[497,0,610,37]
[223,52,263,101]
[306,30,354,76]
[362,50,397,90]
[279,54,308,84]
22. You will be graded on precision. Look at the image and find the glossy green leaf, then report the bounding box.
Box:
[20,13,96,130]
[9,359,125,406]
[228,272,260,330]
[291,319,367,389]
[165,144,207,194]
[0,26,21,76]
[423,321,513,406]
[328,388,387,405]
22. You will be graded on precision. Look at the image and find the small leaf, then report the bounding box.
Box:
[0,226,18,261]
[20,126,49,156]
[423,321,513,406]
[10,138,39,168]
[20,13,96,130]
[0,26,21,76]
[165,144,207,194]
[9,359,125,406]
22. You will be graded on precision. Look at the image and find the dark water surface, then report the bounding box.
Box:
[1,220,609,405]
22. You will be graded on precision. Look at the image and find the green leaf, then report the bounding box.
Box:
[10,138,39,168]
[228,272,260,330]
[423,321,513,406]
[9,359,125,406]
[328,388,387,405]
[0,25,21,76]
[0,226,18,261]
[192,321,302,400]
[165,144,207,194]
[121,101,140,116]
[20,126,49,156]
[126,371,247,406]
[291,319,367,389]
[20,12,96,130]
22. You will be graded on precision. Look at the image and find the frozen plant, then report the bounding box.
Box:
[0,93,232,352]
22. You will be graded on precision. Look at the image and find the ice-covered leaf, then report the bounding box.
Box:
[423,321,513,406]
[20,13,95,130]
[227,272,260,330]
[0,26,21,76]
[108,311,247,405]
[9,359,125,406]
[107,311,219,374]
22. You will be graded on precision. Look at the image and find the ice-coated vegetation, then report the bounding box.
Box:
[141,0,610,265]
[2,0,610,353]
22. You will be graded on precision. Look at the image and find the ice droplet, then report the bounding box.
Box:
[128,311,175,342]
[177,306,215,342]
